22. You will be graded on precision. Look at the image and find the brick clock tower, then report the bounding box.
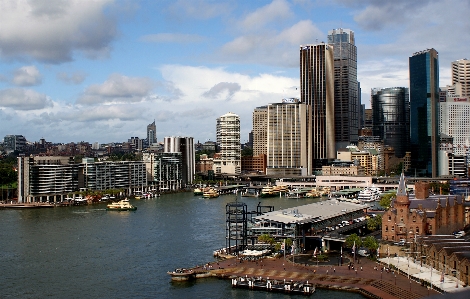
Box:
[382,172,427,242]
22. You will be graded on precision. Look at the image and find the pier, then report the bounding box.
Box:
[169,252,445,299]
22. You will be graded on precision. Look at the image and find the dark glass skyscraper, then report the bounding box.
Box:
[409,49,439,177]
[371,87,410,158]
[300,43,335,175]
[327,28,358,149]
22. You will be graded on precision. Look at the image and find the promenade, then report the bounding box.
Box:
[190,252,467,299]
[379,256,466,292]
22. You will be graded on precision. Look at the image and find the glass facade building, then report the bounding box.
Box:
[371,87,410,158]
[327,28,359,149]
[300,43,335,174]
[409,49,439,177]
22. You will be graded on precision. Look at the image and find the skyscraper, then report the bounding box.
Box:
[147,120,157,145]
[214,112,241,174]
[452,58,470,97]
[163,136,195,186]
[328,28,359,149]
[252,106,268,157]
[300,43,335,175]
[266,99,307,176]
[371,87,410,158]
[409,48,439,177]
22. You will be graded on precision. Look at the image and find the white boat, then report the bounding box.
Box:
[357,187,380,202]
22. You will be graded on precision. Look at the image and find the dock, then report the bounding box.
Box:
[169,252,445,299]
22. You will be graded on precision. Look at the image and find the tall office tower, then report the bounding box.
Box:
[163,136,195,186]
[147,120,157,145]
[439,95,470,156]
[215,112,241,174]
[300,43,335,175]
[409,48,439,177]
[452,59,470,97]
[371,87,410,158]
[328,28,359,149]
[252,106,268,156]
[266,99,307,176]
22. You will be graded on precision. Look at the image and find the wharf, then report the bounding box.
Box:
[0,203,55,209]
[173,253,445,299]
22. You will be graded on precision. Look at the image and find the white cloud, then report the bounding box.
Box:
[0,88,52,110]
[220,20,322,67]
[12,65,42,86]
[77,74,155,105]
[240,0,293,31]
[0,0,117,63]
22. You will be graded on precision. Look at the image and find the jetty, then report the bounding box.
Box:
[169,252,444,299]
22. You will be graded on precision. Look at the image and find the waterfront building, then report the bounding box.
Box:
[321,161,364,176]
[252,106,268,157]
[241,154,266,174]
[17,156,147,202]
[371,87,410,158]
[195,154,214,175]
[336,145,378,176]
[300,43,335,174]
[163,136,195,186]
[452,58,470,97]
[327,28,359,149]
[409,48,439,177]
[266,98,307,176]
[154,153,182,191]
[3,134,26,153]
[214,112,241,175]
[17,156,78,203]
[382,173,465,242]
[79,158,147,192]
[147,120,157,146]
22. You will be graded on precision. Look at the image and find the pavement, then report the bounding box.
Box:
[187,250,461,299]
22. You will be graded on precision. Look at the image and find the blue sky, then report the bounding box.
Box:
[0,0,469,145]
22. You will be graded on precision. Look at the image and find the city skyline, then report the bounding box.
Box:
[0,0,468,144]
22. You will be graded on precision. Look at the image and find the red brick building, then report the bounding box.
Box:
[382,173,466,242]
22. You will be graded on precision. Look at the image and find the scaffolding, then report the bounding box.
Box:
[225,201,248,254]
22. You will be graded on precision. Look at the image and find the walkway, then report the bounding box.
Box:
[379,256,466,293]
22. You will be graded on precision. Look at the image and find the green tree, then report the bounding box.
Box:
[241,146,253,157]
[344,233,362,250]
[367,215,382,231]
[379,191,396,210]
[258,234,274,244]
[362,236,379,256]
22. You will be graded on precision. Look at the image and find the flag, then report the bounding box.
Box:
[340,246,343,257]
[377,247,379,258]
[352,241,356,253]
[387,246,390,257]
[313,247,317,257]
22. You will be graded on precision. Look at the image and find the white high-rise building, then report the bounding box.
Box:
[452,59,470,97]
[439,95,470,156]
[214,112,241,175]
[266,99,307,176]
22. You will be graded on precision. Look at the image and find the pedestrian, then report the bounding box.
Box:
[361,266,363,271]
[326,269,328,274]
[333,268,335,273]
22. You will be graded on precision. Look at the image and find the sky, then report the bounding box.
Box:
[0,0,469,145]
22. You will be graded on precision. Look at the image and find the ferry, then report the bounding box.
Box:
[193,188,203,196]
[357,187,380,203]
[203,188,219,198]
[106,199,137,211]
[259,186,279,198]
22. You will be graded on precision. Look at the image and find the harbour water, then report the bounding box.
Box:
[0,192,366,298]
